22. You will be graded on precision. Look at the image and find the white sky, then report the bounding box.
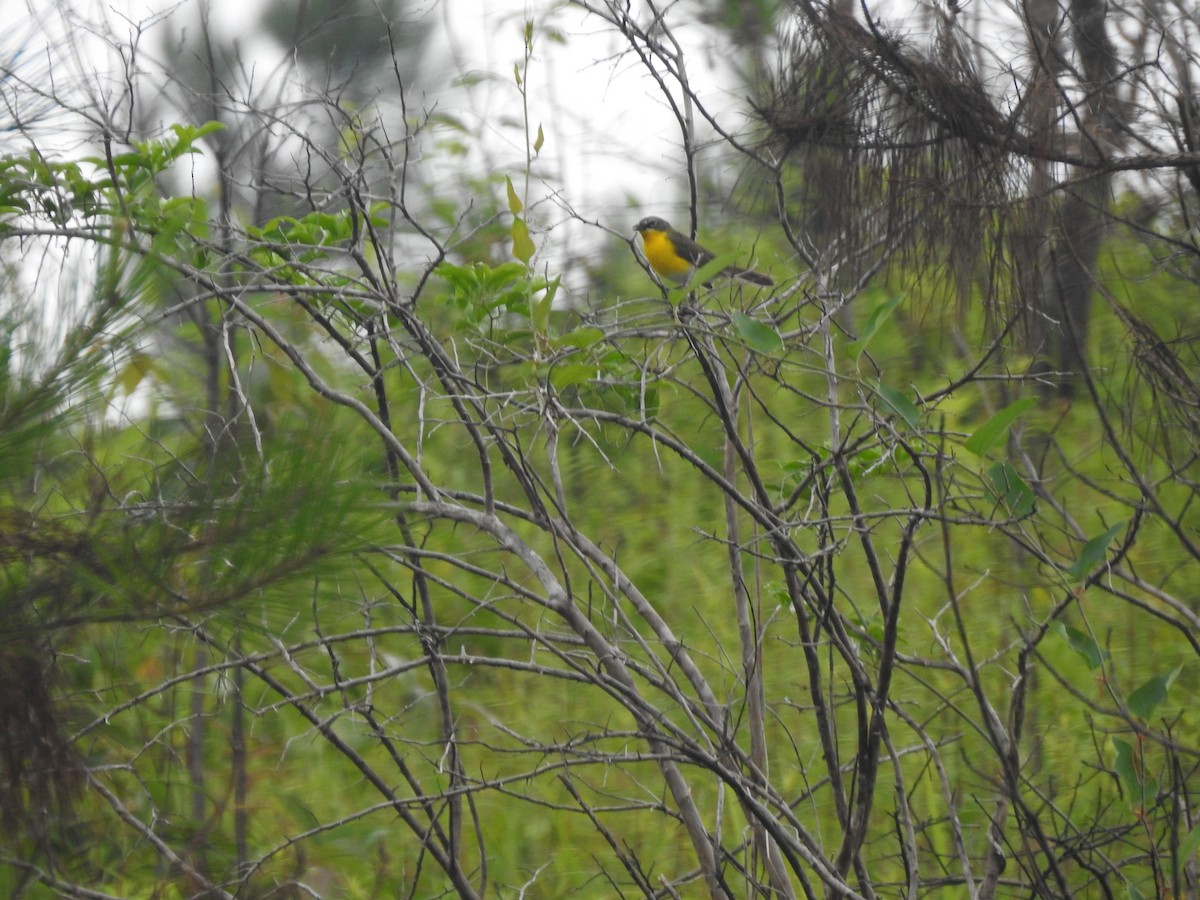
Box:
[8,0,785,301]
[17,0,1025,296]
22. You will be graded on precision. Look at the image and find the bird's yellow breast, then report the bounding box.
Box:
[639,228,694,283]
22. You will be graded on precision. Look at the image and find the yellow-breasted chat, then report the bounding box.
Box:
[633,217,774,288]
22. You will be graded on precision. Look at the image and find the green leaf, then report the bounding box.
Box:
[846,292,903,359]
[511,216,535,265]
[116,351,155,396]
[691,251,738,288]
[553,326,605,351]
[767,582,792,610]
[1126,666,1181,720]
[195,120,225,139]
[987,460,1035,517]
[110,152,147,168]
[532,276,559,335]
[664,283,691,307]
[481,261,528,290]
[1065,521,1125,580]
[1112,737,1140,799]
[1111,735,1158,813]
[1179,823,1200,863]
[642,385,660,418]
[853,612,885,644]
[875,381,919,429]
[731,312,783,353]
[493,286,530,316]
[169,121,224,150]
[430,111,473,131]
[533,124,545,155]
[846,447,884,481]
[449,72,493,89]
[285,797,322,830]
[505,175,523,215]
[434,263,480,297]
[549,362,597,389]
[964,397,1038,457]
[1050,621,1108,670]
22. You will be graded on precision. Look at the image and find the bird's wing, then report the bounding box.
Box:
[672,233,715,268]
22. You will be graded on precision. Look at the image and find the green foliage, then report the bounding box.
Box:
[874,379,920,429]
[0,154,102,222]
[986,459,1036,518]
[99,122,224,179]
[964,397,1037,456]
[1112,736,1157,813]
[846,290,904,359]
[5,117,1195,896]
[1,7,1198,895]
[1066,521,1126,580]
[245,205,389,288]
[1052,621,1109,670]
[731,310,782,352]
[1126,666,1181,721]
[435,260,544,325]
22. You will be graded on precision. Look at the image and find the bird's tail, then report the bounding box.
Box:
[724,266,774,287]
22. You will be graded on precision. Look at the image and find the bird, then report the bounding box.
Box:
[633,216,774,288]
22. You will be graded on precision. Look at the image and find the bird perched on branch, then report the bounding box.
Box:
[633,216,774,288]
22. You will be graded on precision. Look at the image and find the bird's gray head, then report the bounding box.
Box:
[634,217,672,233]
